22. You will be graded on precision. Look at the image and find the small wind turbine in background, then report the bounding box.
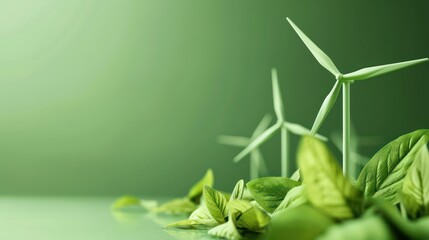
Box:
[233,68,326,177]
[218,114,272,179]
[330,123,383,180]
[286,17,428,176]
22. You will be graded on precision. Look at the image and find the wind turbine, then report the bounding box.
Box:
[286,17,428,176]
[331,123,383,180]
[218,114,272,180]
[233,68,327,177]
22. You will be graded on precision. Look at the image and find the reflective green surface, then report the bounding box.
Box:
[0,197,219,240]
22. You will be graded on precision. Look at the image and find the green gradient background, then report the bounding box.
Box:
[0,0,427,196]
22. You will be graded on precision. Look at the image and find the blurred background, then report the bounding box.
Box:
[0,0,427,196]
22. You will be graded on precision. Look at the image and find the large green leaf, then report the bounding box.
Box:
[286,17,340,76]
[273,185,308,214]
[203,185,229,223]
[246,177,300,213]
[317,215,395,240]
[310,81,342,135]
[342,58,428,81]
[187,169,214,203]
[357,129,429,204]
[401,145,429,219]
[267,205,334,240]
[298,135,363,219]
[228,200,270,232]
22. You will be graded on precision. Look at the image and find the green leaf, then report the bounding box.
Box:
[401,145,429,219]
[228,200,270,231]
[233,123,281,162]
[271,68,285,121]
[286,18,340,76]
[283,121,327,141]
[267,204,334,240]
[164,219,202,229]
[310,81,342,135]
[273,185,308,214]
[290,169,302,182]
[230,180,245,202]
[111,195,142,210]
[298,135,363,219]
[246,177,300,213]
[208,212,242,240]
[187,169,214,203]
[153,198,197,214]
[357,129,429,204]
[203,185,229,223]
[342,58,428,81]
[317,215,395,240]
[189,205,219,227]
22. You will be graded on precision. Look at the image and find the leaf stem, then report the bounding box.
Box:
[281,126,289,177]
[342,82,351,176]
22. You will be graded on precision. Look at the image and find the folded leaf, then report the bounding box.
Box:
[187,169,214,203]
[310,81,342,135]
[164,219,202,229]
[401,145,429,219]
[298,135,363,219]
[342,58,428,81]
[208,212,241,240]
[286,18,340,76]
[153,198,198,214]
[233,123,281,162]
[190,205,218,226]
[111,195,142,210]
[247,177,300,213]
[228,200,270,231]
[203,185,229,223]
[268,204,334,240]
[273,185,307,214]
[357,129,429,204]
[290,169,302,182]
[271,68,285,121]
[230,180,245,202]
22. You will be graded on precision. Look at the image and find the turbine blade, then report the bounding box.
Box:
[255,149,269,176]
[286,17,340,76]
[233,124,281,162]
[310,81,342,135]
[330,131,343,152]
[283,121,327,141]
[217,135,249,147]
[272,68,285,121]
[252,114,272,138]
[342,58,428,81]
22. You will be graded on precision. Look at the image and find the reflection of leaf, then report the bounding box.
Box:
[187,169,214,203]
[228,200,270,232]
[298,136,363,219]
[357,129,429,204]
[165,228,216,240]
[401,145,429,219]
[267,205,334,240]
[153,198,197,214]
[203,186,228,223]
[273,186,307,214]
[111,195,142,210]
[247,177,300,213]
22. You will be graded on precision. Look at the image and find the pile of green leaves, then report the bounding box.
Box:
[161,129,428,239]
[112,129,428,239]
